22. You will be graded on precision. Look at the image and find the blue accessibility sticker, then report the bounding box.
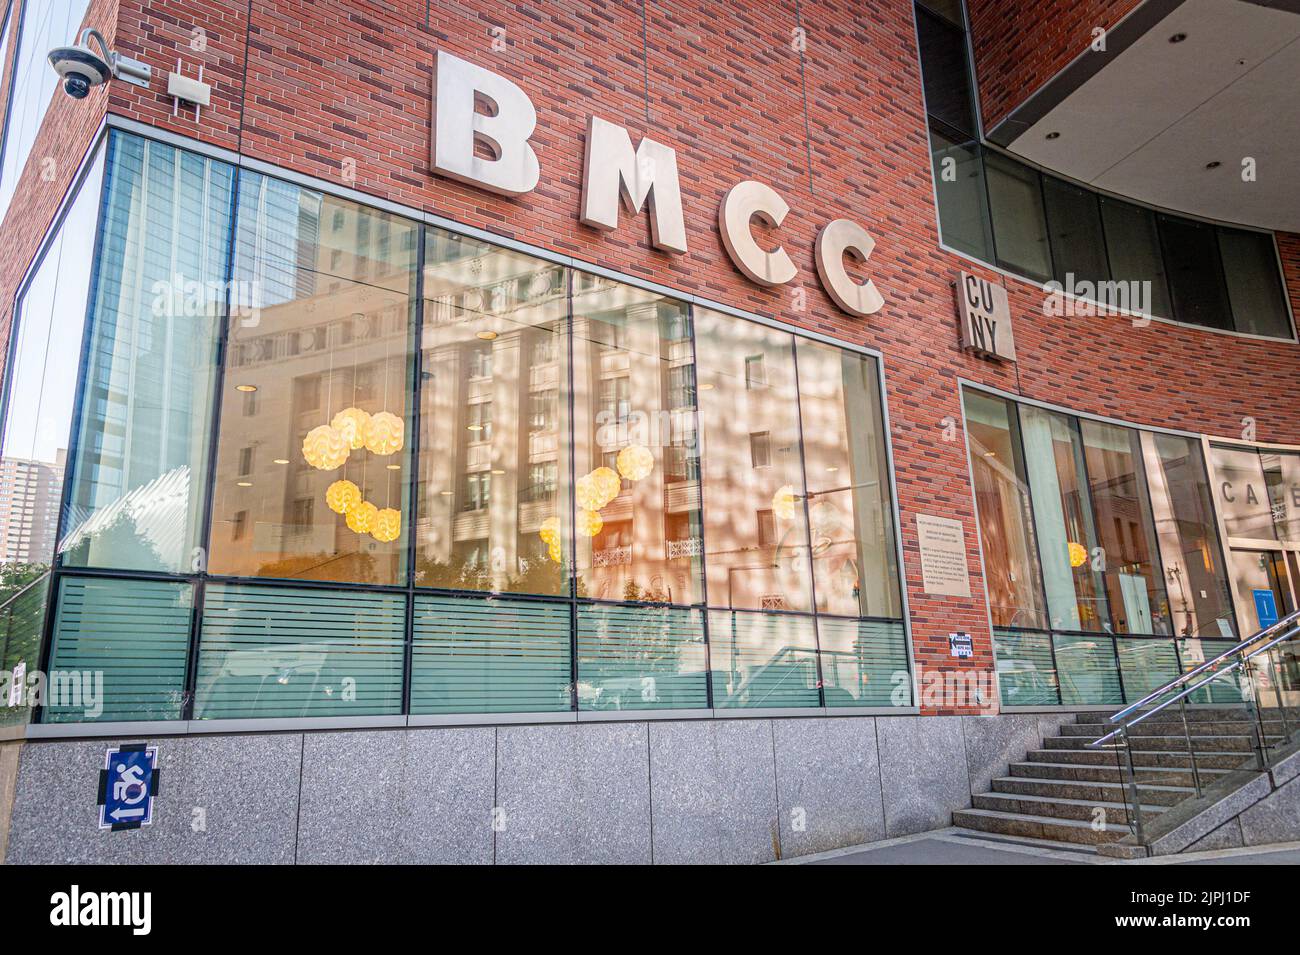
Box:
[98,744,159,831]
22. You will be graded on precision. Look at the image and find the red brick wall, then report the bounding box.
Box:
[2,0,1299,713]
[966,0,1142,131]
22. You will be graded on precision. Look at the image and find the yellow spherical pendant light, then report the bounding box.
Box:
[576,508,604,538]
[303,424,350,471]
[363,411,405,456]
[371,507,401,543]
[326,479,361,515]
[616,444,654,482]
[772,484,797,521]
[331,407,372,450]
[547,539,563,563]
[539,516,560,545]
[1068,541,1088,568]
[346,500,378,534]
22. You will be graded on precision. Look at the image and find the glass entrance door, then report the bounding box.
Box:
[1227,548,1294,634]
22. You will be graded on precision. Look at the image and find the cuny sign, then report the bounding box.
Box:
[430,51,884,318]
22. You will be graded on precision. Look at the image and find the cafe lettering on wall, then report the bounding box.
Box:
[956,271,1016,362]
[430,50,885,318]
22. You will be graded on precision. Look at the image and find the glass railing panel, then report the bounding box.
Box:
[1053,633,1123,706]
[575,603,708,712]
[817,618,910,708]
[709,610,820,710]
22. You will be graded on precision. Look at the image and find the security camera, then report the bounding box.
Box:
[48,28,151,99]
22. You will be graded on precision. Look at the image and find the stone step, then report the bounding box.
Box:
[1008,760,1230,788]
[1060,720,1291,738]
[1024,747,1250,770]
[972,791,1166,824]
[1045,733,1281,753]
[992,775,1194,807]
[952,807,1130,845]
[1074,706,1298,726]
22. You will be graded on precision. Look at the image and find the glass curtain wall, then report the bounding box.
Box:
[965,387,1238,707]
[26,130,908,724]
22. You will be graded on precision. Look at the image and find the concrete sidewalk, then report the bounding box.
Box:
[775,830,1300,865]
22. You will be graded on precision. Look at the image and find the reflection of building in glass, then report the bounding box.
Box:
[0,450,65,563]
[209,176,415,585]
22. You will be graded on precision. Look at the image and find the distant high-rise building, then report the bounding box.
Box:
[0,449,66,564]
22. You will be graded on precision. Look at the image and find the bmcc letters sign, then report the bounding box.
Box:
[430,51,885,319]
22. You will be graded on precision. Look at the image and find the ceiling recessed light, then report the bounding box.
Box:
[491,469,505,475]
[439,490,453,496]
[826,466,839,472]
[1045,131,1060,140]
[476,330,498,341]
[273,458,289,465]
[235,384,257,393]
[386,464,401,470]
[467,424,483,432]
[700,383,715,391]
[1169,32,1187,43]
[1205,160,1221,169]
[236,481,252,487]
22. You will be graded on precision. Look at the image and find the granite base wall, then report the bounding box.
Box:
[4,713,1070,864]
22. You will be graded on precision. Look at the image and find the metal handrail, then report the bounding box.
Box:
[1105,609,1300,725]
[1088,622,1300,748]
[0,569,52,617]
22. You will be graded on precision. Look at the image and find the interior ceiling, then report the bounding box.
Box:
[1006,0,1300,232]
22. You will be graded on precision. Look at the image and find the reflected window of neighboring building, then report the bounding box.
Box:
[416,228,570,597]
[795,338,901,619]
[208,174,417,585]
[963,390,1047,629]
[1079,419,1170,635]
[1019,405,1109,631]
[572,274,702,605]
[1141,432,1235,640]
[696,308,813,613]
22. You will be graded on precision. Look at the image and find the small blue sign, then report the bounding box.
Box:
[98,744,158,831]
[1253,589,1279,630]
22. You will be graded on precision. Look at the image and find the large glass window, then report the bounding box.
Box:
[1218,229,1291,339]
[1078,419,1169,635]
[1042,176,1109,286]
[1141,432,1235,639]
[1019,406,1108,631]
[1211,444,1276,541]
[795,338,900,618]
[417,229,569,596]
[571,274,703,605]
[0,0,92,222]
[964,391,1046,628]
[984,150,1052,282]
[695,308,810,612]
[1098,196,1172,320]
[0,139,103,572]
[1158,215,1232,332]
[61,135,234,573]
[208,175,417,585]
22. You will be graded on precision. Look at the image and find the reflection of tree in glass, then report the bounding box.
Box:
[256,550,377,584]
[414,552,577,597]
[62,512,163,570]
